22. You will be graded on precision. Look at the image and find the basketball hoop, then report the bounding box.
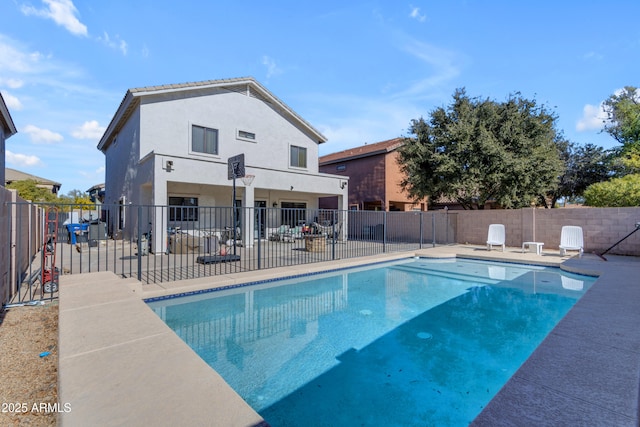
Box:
[240,174,255,186]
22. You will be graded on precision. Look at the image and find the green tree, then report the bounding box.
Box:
[584,174,640,207]
[6,179,58,203]
[602,86,640,154]
[550,142,613,206]
[58,189,94,208]
[398,89,564,209]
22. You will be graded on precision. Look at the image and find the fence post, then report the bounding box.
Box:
[137,205,142,281]
[257,207,262,270]
[331,210,336,260]
[432,213,436,247]
[383,211,387,253]
[445,207,449,244]
[419,212,423,249]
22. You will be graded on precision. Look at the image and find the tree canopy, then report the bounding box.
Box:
[398,89,564,209]
[6,181,93,208]
[581,86,640,207]
[6,179,58,203]
[602,86,640,154]
[551,142,613,207]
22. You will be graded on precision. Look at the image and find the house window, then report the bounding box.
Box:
[336,164,346,171]
[290,145,307,168]
[169,197,199,221]
[192,125,218,155]
[237,130,256,141]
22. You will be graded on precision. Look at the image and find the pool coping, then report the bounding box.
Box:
[57,245,640,426]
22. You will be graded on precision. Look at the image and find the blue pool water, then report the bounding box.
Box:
[147,258,596,426]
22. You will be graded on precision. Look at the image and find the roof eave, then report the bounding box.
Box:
[98,77,327,149]
[0,93,17,137]
[97,91,136,152]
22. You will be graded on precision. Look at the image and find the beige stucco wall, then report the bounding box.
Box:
[452,207,640,255]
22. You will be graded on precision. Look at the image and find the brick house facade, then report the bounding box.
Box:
[319,138,427,211]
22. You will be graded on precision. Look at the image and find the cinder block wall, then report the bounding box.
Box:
[453,207,640,255]
[0,188,43,306]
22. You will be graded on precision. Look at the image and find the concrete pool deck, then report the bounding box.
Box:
[57,245,640,426]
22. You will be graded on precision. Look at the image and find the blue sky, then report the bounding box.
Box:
[1,0,639,194]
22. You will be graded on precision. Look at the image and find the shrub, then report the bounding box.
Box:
[583,174,640,207]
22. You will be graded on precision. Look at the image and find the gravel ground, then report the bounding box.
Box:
[0,302,58,426]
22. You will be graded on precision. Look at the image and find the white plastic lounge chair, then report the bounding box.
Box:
[559,226,584,257]
[486,224,505,252]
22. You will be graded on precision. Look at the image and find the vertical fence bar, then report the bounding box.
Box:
[419,211,423,249]
[432,213,436,247]
[382,211,387,253]
[257,207,262,270]
[331,210,336,260]
[137,205,142,281]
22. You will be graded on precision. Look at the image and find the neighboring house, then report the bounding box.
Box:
[0,92,18,185]
[87,183,105,204]
[98,77,348,250]
[319,138,427,211]
[5,167,62,195]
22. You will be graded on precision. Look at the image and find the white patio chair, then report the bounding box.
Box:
[487,224,505,252]
[559,226,584,257]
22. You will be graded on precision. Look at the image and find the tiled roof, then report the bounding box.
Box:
[319,138,404,165]
[5,167,61,186]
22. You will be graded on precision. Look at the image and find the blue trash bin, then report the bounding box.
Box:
[66,223,89,244]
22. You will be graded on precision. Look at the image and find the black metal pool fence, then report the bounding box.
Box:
[3,202,457,304]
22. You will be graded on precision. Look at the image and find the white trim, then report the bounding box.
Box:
[236,129,257,143]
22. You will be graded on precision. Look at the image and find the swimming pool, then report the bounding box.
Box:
[147,258,596,426]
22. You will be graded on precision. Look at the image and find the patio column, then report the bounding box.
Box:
[337,193,348,242]
[242,184,255,248]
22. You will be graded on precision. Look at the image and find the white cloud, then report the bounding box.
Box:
[312,92,419,152]
[0,91,23,110]
[0,77,24,89]
[262,55,283,79]
[396,38,461,98]
[71,120,105,140]
[22,124,64,143]
[6,150,43,167]
[0,34,44,74]
[20,0,88,37]
[409,6,427,22]
[576,103,607,132]
[98,32,128,55]
[0,35,106,97]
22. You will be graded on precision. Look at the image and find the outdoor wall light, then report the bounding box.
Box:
[165,160,173,171]
[340,181,347,189]
[272,202,278,207]
[290,186,294,191]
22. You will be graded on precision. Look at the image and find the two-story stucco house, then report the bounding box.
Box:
[1,92,18,185]
[98,77,347,251]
